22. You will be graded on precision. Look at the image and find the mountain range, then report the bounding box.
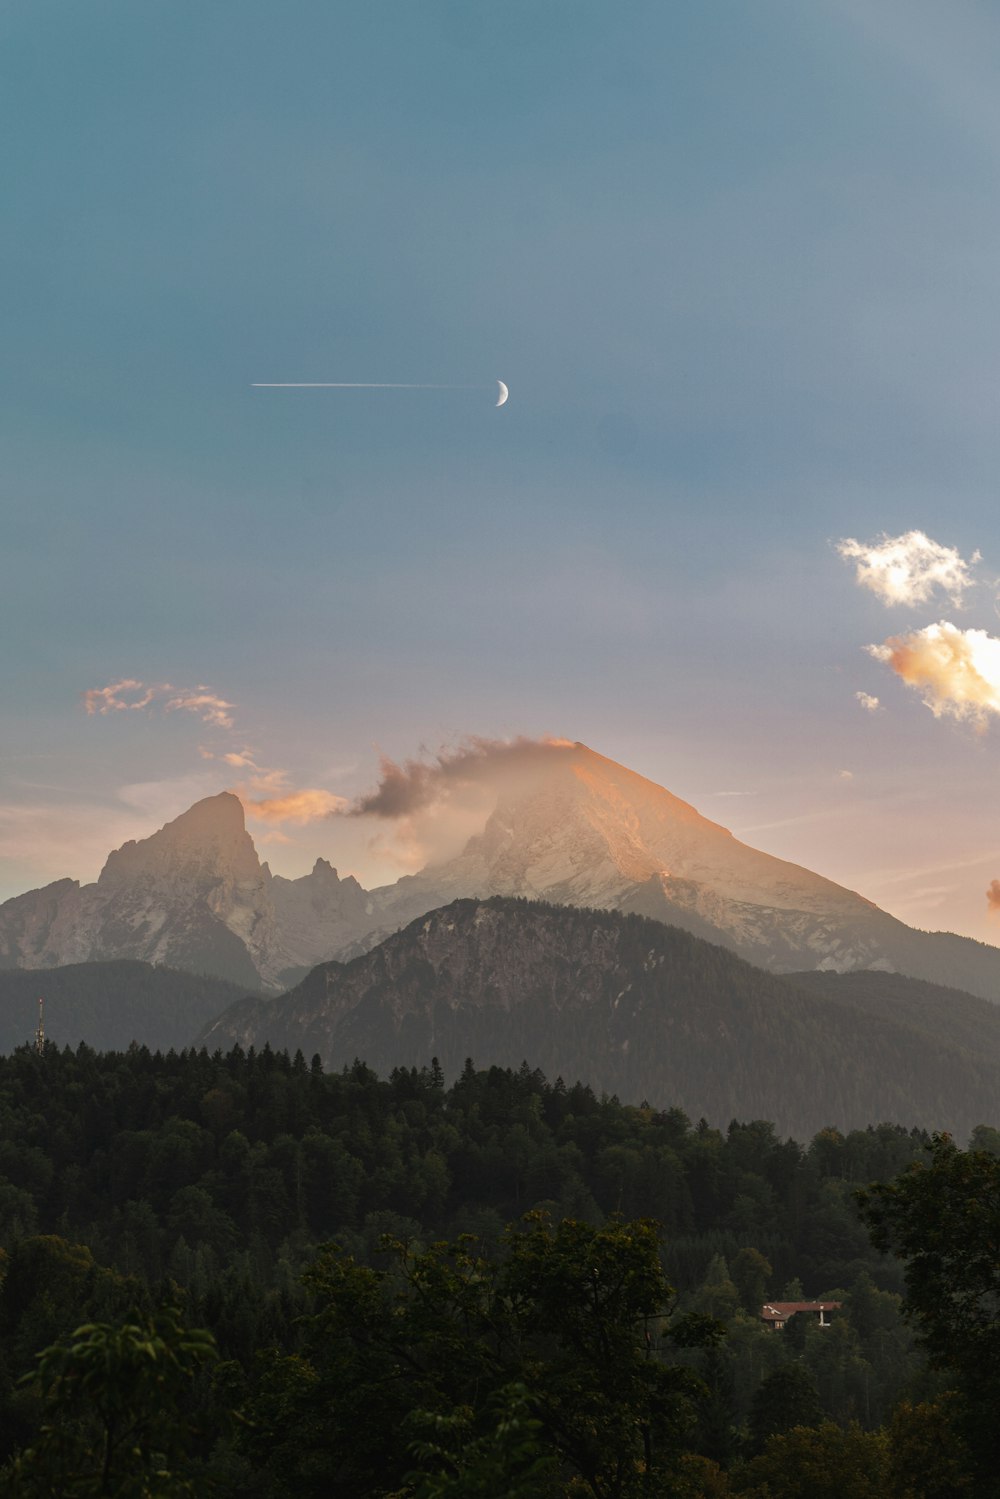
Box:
[2,741,999,999]
[198,896,1000,1138]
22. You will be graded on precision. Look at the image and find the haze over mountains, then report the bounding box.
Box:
[0,962,245,1055]
[3,741,999,1000]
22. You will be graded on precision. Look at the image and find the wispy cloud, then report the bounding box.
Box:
[164,689,235,729]
[837,530,980,608]
[83,678,235,727]
[867,620,1000,724]
[855,691,881,712]
[83,679,158,714]
[82,677,344,832]
[225,762,349,828]
[243,788,348,824]
[987,878,1000,916]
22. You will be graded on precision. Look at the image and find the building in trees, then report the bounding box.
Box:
[760,1299,840,1330]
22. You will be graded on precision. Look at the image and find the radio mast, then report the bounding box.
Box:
[35,996,45,1056]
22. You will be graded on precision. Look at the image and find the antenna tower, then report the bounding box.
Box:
[35,996,45,1056]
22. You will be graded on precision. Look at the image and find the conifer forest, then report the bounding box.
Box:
[0,1041,995,1495]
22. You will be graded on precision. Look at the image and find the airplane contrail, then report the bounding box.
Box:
[251,383,468,388]
[252,379,510,405]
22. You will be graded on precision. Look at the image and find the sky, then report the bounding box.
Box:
[4,0,1000,943]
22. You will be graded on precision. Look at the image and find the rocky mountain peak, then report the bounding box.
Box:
[98,792,260,889]
[5,740,1000,1000]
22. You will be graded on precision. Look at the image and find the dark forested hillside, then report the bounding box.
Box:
[0,961,250,1054]
[789,967,1000,1047]
[200,897,1000,1139]
[0,1039,934,1295]
[0,1042,986,1494]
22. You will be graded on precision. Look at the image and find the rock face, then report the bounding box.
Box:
[3,742,1000,998]
[363,744,1000,1001]
[0,795,371,990]
[198,897,1000,1138]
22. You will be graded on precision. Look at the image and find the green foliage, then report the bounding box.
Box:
[733,1421,888,1499]
[884,1396,974,1498]
[405,1382,556,1498]
[244,1215,712,1498]
[857,1135,1000,1495]
[0,1042,958,1491]
[729,1249,771,1318]
[746,1365,822,1454]
[1,1306,220,1496]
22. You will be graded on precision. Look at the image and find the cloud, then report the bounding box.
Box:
[867,621,1000,725]
[238,768,289,797]
[855,691,881,712]
[348,736,577,818]
[987,879,1000,916]
[221,749,259,768]
[81,675,346,832]
[83,679,158,714]
[837,769,854,781]
[243,788,348,825]
[837,530,980,607]
[83,678,235,728]
[164,689,236,729]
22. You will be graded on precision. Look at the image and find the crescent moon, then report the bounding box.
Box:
[496,380,509,407]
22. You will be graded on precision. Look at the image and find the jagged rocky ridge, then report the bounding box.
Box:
[199,896,1000,1139]
[0,793,371,990]
[3,741,1000,997]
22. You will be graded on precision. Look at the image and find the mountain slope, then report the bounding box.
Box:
[3,742,1000,998]
[0,961,249,1054]
[356,744,1000,999]
[0,795,372,990]
[199,897,1000,1139]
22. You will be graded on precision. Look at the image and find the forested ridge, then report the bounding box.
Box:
[0,1041,994,1494]
[0,961,249,1055]
[200,895,1000,1140]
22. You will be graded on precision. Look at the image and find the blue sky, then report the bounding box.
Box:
[4,0,1000,941]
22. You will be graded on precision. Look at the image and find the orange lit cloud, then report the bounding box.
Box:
[80,674,349,838]
[868,621,1000,724]
[239,768,289,797]
[83,679,235,727]
[350,736,577,818]
[242,788,348,825]
[234,763,349,825]
[164,689,235,729]
[83,679,158,714]
[221,749,259,768]
[987,879,1000,917]
[838,530,980,608]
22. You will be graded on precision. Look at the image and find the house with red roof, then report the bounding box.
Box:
[760,1300,840,1330]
